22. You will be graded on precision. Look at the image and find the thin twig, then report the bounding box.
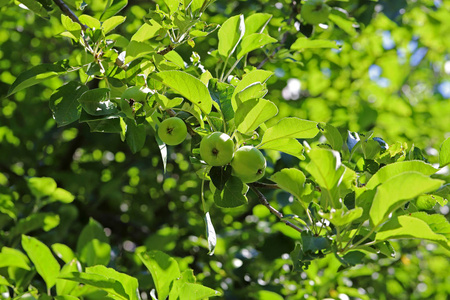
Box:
[249,183,303,233]
[249,182,280,189]
[52,0,88,31]
[257,0,299,69]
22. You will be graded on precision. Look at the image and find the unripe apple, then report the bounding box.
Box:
[158,117,187,145]
[301,0,331,25]
[200,132,235,166]
[231,146,266,183]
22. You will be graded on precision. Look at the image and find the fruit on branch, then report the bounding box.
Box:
[121,86,148,102]
[301,0,331,25]
[200,132,235,166]
[158,117,188,145]
[231,146,266,183]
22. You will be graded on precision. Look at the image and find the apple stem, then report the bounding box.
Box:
[249,184,303,233]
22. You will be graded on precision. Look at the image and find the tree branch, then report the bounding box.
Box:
[249,183,303,233]
[52,0,88,31]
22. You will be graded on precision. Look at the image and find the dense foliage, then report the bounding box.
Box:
[1,0,450,299]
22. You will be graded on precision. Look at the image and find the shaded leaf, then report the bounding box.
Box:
[213,176,248,208]
[76,218,111,267]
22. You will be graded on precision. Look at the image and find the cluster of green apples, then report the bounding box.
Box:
[157,117,266,183]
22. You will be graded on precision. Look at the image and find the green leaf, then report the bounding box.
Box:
[76,218,111,267]
[235,98,278,134]
[0,247,31,270]
[329,8,358,37]
[17,0,49,19]
[125,41,155,64]
[235,82,267,104]
[163,0,179,13]
[213,176,248,208]
[259,138,305,159]
[27,177,57,198]
[260,117,319,146]
[365,160,438,190]
[320,208,363,227]
[59,268,133,300]
[79,15,101,29]
[130,21,162,42]
[376,215,450,250]
[204,212,216,255]
[291,37,338,50]
[0,192,16,219]
[305,148,345,207]
[237,33,277,59]
[11,213,60,236]
[369,172,444,226]
[100,0,128,21]
[317,123,343,151]
[102,16,126,34]
[88,265,139,300]
[244,13,272,36]
[439,137,450,167]
[255,291,284,300]
[168,270,196,300]
[362,140,381,160]
[231,69,273,110]
[78,88,118,116]
[52,243,75,264]
[179,283,222,300]
[80,112,122,133]
[8,60,69,96]
[48,188,75,204]
[270,168,306,200]
[409,212,450,239]
[138,250,180,300]
[125,119,146,154]
[50,81,88,127]
[22,235,61,290]
[208,79,235,122]
[61,15,82,41]
[152,71,212,113]
[209,165,232,191]
[218,14,245,57]
[56,259,81,296]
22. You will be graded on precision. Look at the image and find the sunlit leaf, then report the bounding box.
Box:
[218,14,245,57]
[22,235,60,290]
[235,98,278,134]
[152,71,212,113]
[138,250,180,300]
[369,172,444,226]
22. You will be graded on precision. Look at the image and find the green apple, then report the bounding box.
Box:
[200,132,235,166]
[231,146,266,183]
[301,0,331,25]
[158,117,188,146]
[121,86,148,102]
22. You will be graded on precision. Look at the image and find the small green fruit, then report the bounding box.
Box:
[301,0,331,25]
[158,117,187,146]
[200,132,235,166]
[231,146,266,183]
